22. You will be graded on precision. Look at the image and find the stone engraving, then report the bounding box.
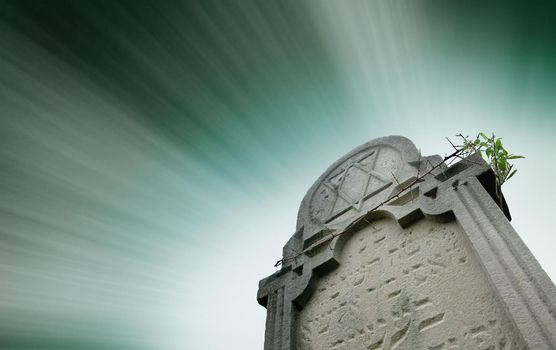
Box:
[309,146,401,225]
[258,136,556,350]
[296,218,526,350]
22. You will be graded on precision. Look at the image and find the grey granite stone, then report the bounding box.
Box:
[257,136,556,350]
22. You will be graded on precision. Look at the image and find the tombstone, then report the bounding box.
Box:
[257,136,556,350]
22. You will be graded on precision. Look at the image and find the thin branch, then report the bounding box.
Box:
[391,172,401,185]
[413,151,422,203]
[274,147,465,267]
[446,137,458,152]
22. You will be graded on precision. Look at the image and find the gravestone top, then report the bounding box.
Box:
[258,136,556,350]
[297,136,438,240]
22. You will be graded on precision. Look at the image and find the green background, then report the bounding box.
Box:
[0,1,555,348]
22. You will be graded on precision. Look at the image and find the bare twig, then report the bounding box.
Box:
[413,151,422,203]
[391,172,400,185]
[446,137,458,152]
[274,147,465,267]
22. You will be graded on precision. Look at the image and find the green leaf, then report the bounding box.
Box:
[499,158,507,172]
[449,131,523,186]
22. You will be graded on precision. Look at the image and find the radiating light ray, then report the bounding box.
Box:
[0,1,555,349]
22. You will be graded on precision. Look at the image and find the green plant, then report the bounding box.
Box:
[458,132,525,188]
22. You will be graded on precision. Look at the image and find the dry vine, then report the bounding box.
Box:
[274,133,524,268]
[274,147,466,267]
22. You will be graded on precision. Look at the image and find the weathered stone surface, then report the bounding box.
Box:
[298,218,525,350]
[297,136,430,240]
[258,136,556,350]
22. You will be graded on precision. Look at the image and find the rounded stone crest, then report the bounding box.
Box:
[297,136,420,238]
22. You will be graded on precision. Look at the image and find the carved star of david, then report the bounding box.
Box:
[324,150,391,214]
